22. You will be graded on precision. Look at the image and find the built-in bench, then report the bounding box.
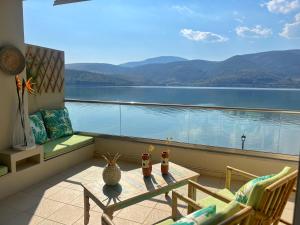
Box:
[43,134,94,160]
[0,106,96,199]
[0,134,95,199]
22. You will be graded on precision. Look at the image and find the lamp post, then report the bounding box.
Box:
[241,134,246,150]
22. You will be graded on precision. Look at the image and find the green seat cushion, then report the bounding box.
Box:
[41,108,73,140]
[29,112,48,144]
[200,201,241,225]
[0,165,8,177]
[156,219,175,225]
[43,135,94,160]
[172,205,216,225]
[197,189,235,213]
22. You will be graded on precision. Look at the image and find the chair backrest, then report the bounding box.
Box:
[246,166,291,208]
[250,170,298,224]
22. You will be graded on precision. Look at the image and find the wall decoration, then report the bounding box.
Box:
[0,45,25,75]
[25,44,64,94]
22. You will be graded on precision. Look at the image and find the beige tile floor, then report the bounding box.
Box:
[0,159,295,225]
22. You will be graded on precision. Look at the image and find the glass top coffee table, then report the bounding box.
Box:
[82,162,199,224]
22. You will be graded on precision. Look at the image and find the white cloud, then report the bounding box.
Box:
[280,13,300,38]
[172,5,194,15]
[233,11,245,23]
[235,25,273,38]
[180,29,228,43]
[235,18,244,23]
[261,0,299,14]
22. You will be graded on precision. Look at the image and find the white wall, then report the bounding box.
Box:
[95,136,299,179]
[0,0,26,150]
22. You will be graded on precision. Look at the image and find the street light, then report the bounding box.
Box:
[241,134,246,150]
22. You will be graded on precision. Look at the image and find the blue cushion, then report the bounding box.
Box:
[29,112,48,144]
[41,108,73,140]
[172,205,216,225]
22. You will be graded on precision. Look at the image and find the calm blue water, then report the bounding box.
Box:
[66,86,300,110]
[65,86,300,155]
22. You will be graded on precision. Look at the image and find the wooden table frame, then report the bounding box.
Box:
[82,163,199,225]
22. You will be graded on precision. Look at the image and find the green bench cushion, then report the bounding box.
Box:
[0,165,8,177]
[197,188,235,213]
[43,135,94,160]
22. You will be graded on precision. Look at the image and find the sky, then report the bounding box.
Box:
[23,0,300,64]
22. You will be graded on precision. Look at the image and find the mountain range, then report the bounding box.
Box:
[65,50,300,88]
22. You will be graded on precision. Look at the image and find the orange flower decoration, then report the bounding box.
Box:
[25,77,35,95]
[15,75,22,91]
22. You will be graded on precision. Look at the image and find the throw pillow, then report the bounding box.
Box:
[29,112,48,144]
[41,108,73,139]
[172,205,216,225]
[235,174,274,204]
[247,167,291,208]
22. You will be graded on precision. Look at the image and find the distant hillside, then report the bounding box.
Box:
[65,50,300,88]
[119,56,187,67]
[65,69,135,86]
[65,63,129,75]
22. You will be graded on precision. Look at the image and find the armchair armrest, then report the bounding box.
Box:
[218,206,253,225]
[226,166,258,190]
[172,190,201,220]
[188,180,232,203]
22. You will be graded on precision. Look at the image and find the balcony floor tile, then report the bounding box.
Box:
[0,159,295,225]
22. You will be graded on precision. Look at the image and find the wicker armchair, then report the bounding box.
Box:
[178,166,297,225]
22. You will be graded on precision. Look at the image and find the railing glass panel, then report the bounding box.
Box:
[68,102,120,135]
[66,100,300,155]
[121,106,189,142]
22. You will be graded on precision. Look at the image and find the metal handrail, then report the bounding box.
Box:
[64,98,300,114]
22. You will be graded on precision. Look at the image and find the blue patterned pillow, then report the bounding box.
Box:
[29,112,48,144]
[41,108,73,140]
[172,205,216,225]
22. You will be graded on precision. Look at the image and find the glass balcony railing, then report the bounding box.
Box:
[65,99,300,156]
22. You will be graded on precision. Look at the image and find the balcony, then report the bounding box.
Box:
[0,99,298,225]
[0,1,299,224]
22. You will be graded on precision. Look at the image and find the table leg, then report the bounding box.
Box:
[84,190,90,225]
[188,177,198,214]
[104,208,114,220]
